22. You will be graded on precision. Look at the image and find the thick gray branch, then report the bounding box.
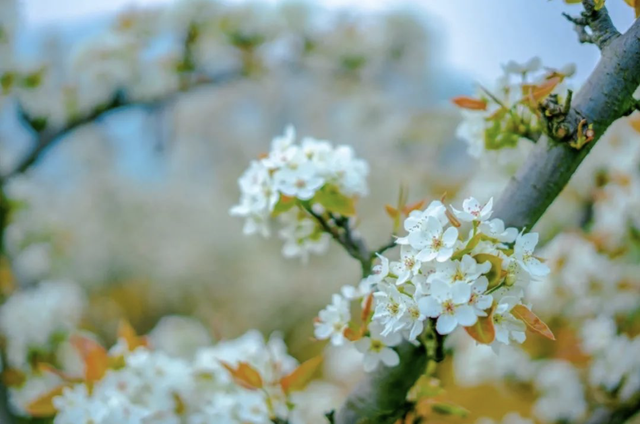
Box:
[335,11,640,424]
[494,16,640,229]
[334,343,427,424]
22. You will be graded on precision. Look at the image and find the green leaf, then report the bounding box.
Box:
[313,184,356,216]
[408,375,445,401]
[594,0,605,10]
[431,401,470,417]
[272,194,296,216]
[451,234,481,260]
[473,253,503,288]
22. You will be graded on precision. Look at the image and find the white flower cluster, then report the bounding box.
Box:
[533,360,587,423]
[315,196,549,372]
[52,331,300,424]
[231,126,368,261]
[0,280,86,369]
[476,412,535,424]
[529,233,639,318]
[581,316,640,402]
[455,58,575,161]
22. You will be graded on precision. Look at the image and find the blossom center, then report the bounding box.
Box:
[370,339,384,352]
[442,300,455,315]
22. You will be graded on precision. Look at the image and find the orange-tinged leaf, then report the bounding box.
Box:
[452,96,487,111]
[465,305,496,344]
[36,363,78,382]
[1,368,26,387]
[360,293,374,323]
[385,204,399,219]
[118,319,149,351]
[70,335,109,382]
[343,327,361,342]
[630,115,640,134]
[445,208,461,228]
[402,199,425,215]
[25,385,67,417]
[280,355,323,393]
[512,304,555,340]
[220,361,263,390]
[527,76,562,104]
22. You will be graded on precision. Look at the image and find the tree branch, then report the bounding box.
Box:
[0,69,243,183]
[335,11,640,424]
[562,0,621,50]
[495,16,640,229]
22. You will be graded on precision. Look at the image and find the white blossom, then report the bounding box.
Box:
[418,280,477,334]
[314,294,351,346]
[354,322,402,372]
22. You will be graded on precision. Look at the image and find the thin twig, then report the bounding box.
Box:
[0,69,243,182]
[562,0,621,50]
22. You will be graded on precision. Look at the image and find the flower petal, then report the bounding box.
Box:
[436,314,458,334]
[455,305,478,327]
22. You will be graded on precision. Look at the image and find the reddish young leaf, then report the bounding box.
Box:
[402,199,426,216]
[25,385,67,417]
[512,304,556,340]
[343,327,361,342]
[630,115,640,134]
[465,305,496,344]
[452,96,487,111]
[220,361,263,390]
[445,208,461,228]
[118,319,150,351]
[524,76,562,104]
[385,204,399,219]
[36,363,78,382]
[280,355,323,393]
[69,335,109,382]
[360,293,374,324]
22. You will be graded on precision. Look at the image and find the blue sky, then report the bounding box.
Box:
[22,0,636,84]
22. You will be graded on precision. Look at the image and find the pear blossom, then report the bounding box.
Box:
[367,254,390,284]
[341,277,373,301]
[397,201,448,244]
[354,322,402,372]
[418,280,477,334]
[452,197,493,222]
[401,297,426,341]
[468,276,493,316]
[492,297,526,345]
[513,232,550,278]
[429,254,491,285]
[390,245,422,285]
[232,127,369,261]
[314,294,351,346]
[479,218,518,243]
[273,163,325,201]
[372,282,409,336]
[407,216,458,262]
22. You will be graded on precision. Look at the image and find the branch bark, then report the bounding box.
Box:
[562,0,621,50]
[335,7,640,424]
